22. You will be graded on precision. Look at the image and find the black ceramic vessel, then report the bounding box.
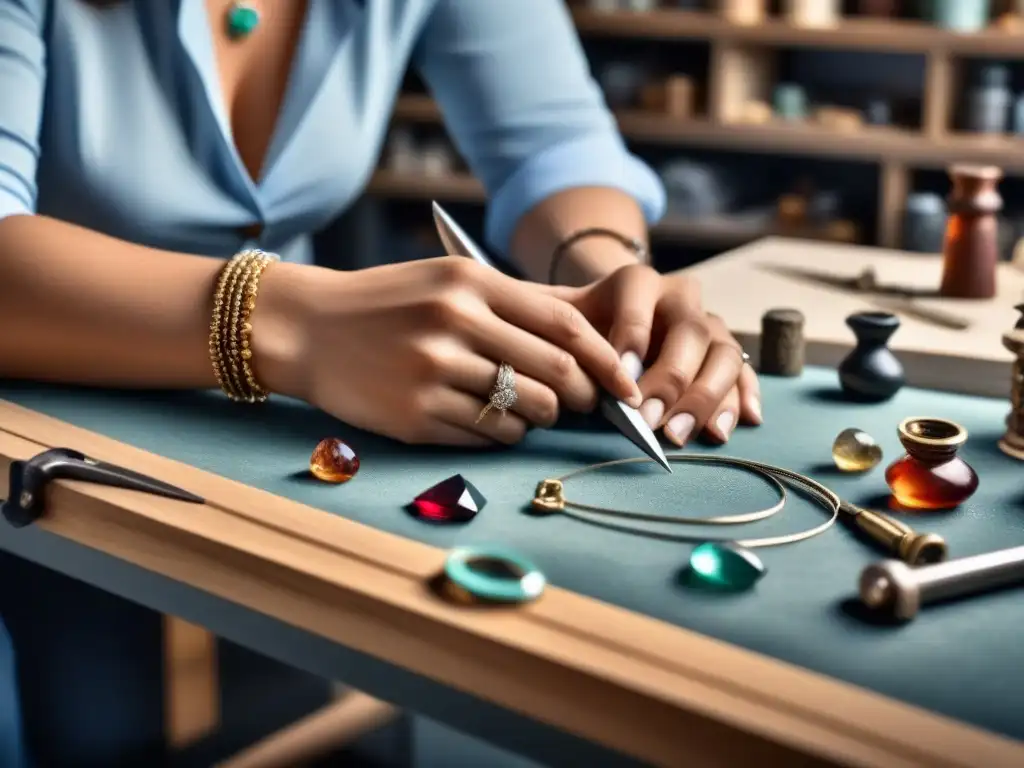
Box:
[838,312,905,402]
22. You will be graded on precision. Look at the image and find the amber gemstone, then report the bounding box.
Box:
[309,438,359,484]
[410,475,486,523]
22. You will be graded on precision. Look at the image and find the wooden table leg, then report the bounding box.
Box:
[163,616,220,748]
[214,691,399,768]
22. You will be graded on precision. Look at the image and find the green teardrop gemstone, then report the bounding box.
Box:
[226,3,260,40]
[688,542,766,591]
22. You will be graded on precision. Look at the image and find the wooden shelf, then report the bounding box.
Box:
[387,12,1024,252]
[392,96,1024,172]
[571,8,1024,58]
[366,171,854,248]
[367,170,485,203]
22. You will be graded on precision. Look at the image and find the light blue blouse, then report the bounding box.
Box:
[0,0,665,264]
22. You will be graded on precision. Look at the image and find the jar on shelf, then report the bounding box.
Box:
[773,83,809,120]
[865,96,893,126]
[965,64,1011,134]
[719,0,766,25]
[1013,93,1024,135]
[927,0,991,33]
[384,128,419,175]
[783,0,842,27]
[902,192,946,253]
[598,62,648,109]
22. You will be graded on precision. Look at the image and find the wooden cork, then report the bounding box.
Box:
[760,308,806,376]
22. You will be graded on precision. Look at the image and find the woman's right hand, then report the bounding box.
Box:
[272,257,642,446]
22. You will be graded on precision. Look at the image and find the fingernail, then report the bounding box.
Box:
[665,413,695,445]
[618,373,642,407]
[716,411,735,439]
[639,398,664,429]
[620,351,644,382]
[748,397,762,424]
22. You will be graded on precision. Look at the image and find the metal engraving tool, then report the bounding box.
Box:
[432,202,671,472]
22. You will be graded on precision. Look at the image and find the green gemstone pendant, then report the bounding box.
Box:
[688,542,766,591]
[226,2,260,40]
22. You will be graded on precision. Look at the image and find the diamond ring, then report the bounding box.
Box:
[476,362,518,423]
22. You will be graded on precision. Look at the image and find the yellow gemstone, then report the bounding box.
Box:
[832,428,883,472]
[309,438,360,484]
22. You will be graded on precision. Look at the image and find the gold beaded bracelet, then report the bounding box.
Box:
[209,249,276,403]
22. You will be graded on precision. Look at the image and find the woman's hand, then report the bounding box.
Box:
[281,257,641,446]
[567,264,762,446]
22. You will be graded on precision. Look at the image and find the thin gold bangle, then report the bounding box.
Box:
[547,228,649,285]
[532,454,839,549]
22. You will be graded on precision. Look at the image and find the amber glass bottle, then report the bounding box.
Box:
[885,418,979,510]
[938,165,1001,299]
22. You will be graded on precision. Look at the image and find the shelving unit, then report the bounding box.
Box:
[369,4,1024,253]
[367,169,857,248]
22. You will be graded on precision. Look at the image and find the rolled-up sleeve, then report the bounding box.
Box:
[0,0,46,223]
[413,0,665,256]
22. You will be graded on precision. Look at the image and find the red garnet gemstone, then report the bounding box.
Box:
[309,438,359,484]
[410,475,486,523]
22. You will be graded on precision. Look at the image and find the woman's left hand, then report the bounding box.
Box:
[563,263,762,446]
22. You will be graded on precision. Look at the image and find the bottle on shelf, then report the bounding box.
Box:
[938,164,1002,300]
[1013,92,1024,136]
[965,64,1011,135]
[927,0,992,33]
[864,96,892,126]
[384,128,419,175]
[598,62,648,109]
[718,0,767,26]
[783,0,842,27]
[902,192,947,253]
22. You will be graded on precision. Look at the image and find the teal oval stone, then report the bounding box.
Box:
[226,3,260,39]
[688,542,766,591]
